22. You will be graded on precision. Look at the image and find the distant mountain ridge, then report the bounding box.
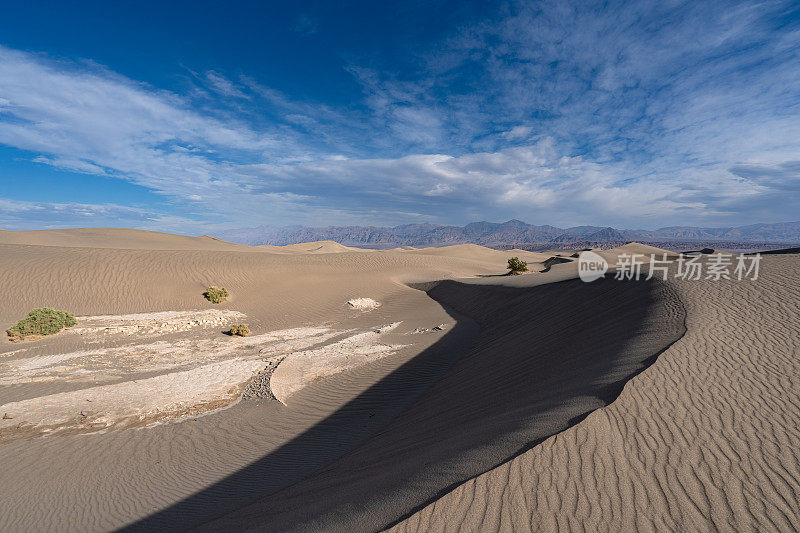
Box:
[215,220,800,249]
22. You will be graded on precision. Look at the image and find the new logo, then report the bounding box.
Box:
[578,251,608,282]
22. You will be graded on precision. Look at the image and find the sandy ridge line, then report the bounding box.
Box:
[381,278,690,531]
[194,274,685,532]
[389,257,800,532]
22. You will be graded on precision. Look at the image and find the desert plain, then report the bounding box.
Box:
[0,227,798,532]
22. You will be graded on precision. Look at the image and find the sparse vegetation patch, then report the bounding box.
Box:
[7,307,77,342]
[507,257,529,275]
[229,324,250,337]
[204,286,229,304]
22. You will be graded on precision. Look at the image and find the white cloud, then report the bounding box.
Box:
[32,156,107,175]
[203,70,250,99]
[240,139,733,226]
[501,126,533,140]
[0,197,203,232]
[1,0,800,232]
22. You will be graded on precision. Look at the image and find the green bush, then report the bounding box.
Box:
[229,324,250,337]
[507,257,528,274]
[7,307,77,342]
[204,286,229,304]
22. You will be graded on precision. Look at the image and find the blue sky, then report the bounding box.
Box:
[1,0,799,232]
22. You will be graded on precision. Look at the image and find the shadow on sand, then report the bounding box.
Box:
[123,276,686,532]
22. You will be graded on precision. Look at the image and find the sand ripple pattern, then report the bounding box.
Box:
[194,275,684,532]
[391,255,800,532]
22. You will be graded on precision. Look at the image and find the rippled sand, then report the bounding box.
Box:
[1,229,798,532]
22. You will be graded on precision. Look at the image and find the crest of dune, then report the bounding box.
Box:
[1,228,798,532]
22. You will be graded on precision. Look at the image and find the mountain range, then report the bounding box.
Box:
[215,220,800,250]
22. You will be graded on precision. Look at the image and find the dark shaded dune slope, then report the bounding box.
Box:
[130,277,686,532]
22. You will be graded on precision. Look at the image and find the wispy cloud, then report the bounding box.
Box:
[203,70,251,100]
[0,197,204,232]
[501,126,533,141]
[1,0,800,231]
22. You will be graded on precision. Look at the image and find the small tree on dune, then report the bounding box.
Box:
[507,257,528,275]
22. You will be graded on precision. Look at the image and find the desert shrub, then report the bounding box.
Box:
[204,286,229,304]
[229,324,250,337]
[7,307,77,341]
[507,257,528,274]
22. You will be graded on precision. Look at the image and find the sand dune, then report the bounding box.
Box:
[0,230,502,530]
[406,243,549,263]
[0,228,798,532]
[185,275,684,531]
[0,228,383,254]
[390,254,800,532]
[539,255,573,272]
[270,240,375,254]
[0,227,252,251]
